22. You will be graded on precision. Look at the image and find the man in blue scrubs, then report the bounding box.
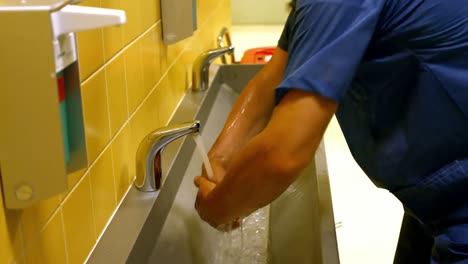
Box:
[194,0,468,262]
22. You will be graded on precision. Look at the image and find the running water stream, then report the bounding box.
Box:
[192,134,269,263]
[193,134,215,180]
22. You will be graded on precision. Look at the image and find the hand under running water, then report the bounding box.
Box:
[195,154,240,230]
[194,173,241,231]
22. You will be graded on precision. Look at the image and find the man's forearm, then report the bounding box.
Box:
[208,48,288,162]
[200,89,338,225]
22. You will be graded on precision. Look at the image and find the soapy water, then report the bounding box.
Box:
[192,134,269,264]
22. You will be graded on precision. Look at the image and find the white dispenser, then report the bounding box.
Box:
[0,0,126,209]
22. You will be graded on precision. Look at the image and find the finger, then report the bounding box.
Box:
[194,176,202,187]
[198,178,216,195]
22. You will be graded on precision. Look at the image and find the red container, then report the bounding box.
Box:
[240,46,276,64]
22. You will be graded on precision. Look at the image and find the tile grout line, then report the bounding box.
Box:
[58,26,167,208]
[69,25,109,250]
[13,2,229,258]
[109,146,118,205]
[95,2,232,157]
[73,0,229,187]
[14,212,26,264]
[101,24,114,142]
[18,187,78,263]
[82,0,225,90]
[81,20,161,88]
[60,208,71,264]
[83,182,133,264]
[57,27,186,208]
[87,172,99,241]
[18,4,231,261]
[123,41,131,121]
[10,4,230,261]
[77,0,229,172]
[100,24,118,206]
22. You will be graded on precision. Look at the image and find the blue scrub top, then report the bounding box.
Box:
[276,0,468,192]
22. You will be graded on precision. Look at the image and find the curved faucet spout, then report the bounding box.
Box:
[192,46,234,91]
[135,120,201,192]
[217,27,236,64]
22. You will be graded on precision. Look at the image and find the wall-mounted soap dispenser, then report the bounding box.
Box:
[0,0,126,209]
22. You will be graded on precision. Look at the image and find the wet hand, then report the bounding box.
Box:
[202,155,228,184]
[194,176,240,231]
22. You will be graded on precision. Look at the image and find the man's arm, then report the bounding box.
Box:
[195,83,338,228]
[206,47,288,183]
[195,0,383,229]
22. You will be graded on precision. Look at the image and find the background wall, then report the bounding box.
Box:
[0,0,231,263]
[232,0,289,25]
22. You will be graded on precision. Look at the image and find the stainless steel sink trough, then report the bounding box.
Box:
[87,64,339,264]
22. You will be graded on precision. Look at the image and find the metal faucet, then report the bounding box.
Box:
[192,46,234,91]
[217,27,236,64]
[135,120,201,192]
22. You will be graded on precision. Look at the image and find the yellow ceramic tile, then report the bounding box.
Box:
[140,0,158,32]
[62,174,96,264]
[103,25,124,62]
[89,147,117,233]
[127,123,140,194]
[124,41,145,113]
[145,81,163,126]
[121,0,143,44]
[129,87,163,185]
[0,196,23,264]
[129,88,161,168]
[25,209,67,264]
[197,0,220,27]
[21,194,61,247]
[102,0,125,61]
[199,26,215,51]
[168,56,189,100]
[130,90,160,144]
[196,1,207,27]
[14,254,26,264]
[76,0,104,81]
[154,77,174,126]
[79,0,100,6]
[153,25,165,79]
[140,27,160,96]
[157,32,169,75]
[77,29,105,82]
[81,70,111,163]
[165,37,191,69]
[182,43,202,80]
[67,168,87,192]
[0,3,235,264]
[105,54,128,136]
[111,124,134,202]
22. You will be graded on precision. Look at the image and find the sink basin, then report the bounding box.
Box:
[87,64,339,264]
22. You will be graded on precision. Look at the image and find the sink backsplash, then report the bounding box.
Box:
[0,0,231,263]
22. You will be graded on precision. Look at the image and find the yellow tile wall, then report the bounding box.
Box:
[0,0,231,263]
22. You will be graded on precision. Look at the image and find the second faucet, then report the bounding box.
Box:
[192,46,234,92]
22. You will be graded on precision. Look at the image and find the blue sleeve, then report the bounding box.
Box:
[276,0,384,103]
[277,11,294,51]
